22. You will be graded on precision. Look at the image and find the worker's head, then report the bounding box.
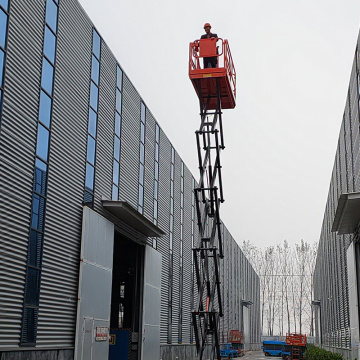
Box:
[204,23,211,34]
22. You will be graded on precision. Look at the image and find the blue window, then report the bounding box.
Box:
[140,143,145,164]
[0,9,8,49]
[112,184,118,201]
[112,65,122,201]
[170,180,174,197]
[140,122,145,144]
[39,90,52,128]
[85,163,95,191]
[0,0,9,12]
[87,135,96,165]
[154,161,159,180]
[31,194,45,231]
[88,108,97,138]
[138,184,144,209]
[36,124,50,161]
[45,0,58,33]
[115,113,121,137]
[116,89,122,113]
[41,58,54,95]
[84,191,93,205]
[34,159,47,196]
[156,125,160,143]
[84,29,101,205]
[0,48,4,86]
[153,200,158,219]
[154,181,158,199]
[0,90,2,109]
[44,26,56,64]
[113,160,119,184]
[114,137,120,161]
[155,143,159,162]
[117,66,123,88]
[91,55,99,85]
[141,102,146,122]
[170,200,174,215]
[170,218,173,236]
[31,195,40,229]
[92,30,101,60]
[139,163,144,186]
[90,81,98,112]
[153,124,160,225]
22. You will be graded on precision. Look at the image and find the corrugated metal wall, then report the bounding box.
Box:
[36,0,91,348]
[313,34,360,353]
[0,0,261,353]
[217,225,261,346]
[0,0,44,349]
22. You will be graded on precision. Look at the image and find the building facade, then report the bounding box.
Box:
[0,0,261,359]
[313,29,360,360]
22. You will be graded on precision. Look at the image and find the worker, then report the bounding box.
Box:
[201,23,218,69]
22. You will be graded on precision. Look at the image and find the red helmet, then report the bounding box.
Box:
[204,23,211,29]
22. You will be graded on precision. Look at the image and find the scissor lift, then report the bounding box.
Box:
[285,333,307,360]
[189,37,236,360]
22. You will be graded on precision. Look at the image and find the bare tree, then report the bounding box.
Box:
[241,239,318,336]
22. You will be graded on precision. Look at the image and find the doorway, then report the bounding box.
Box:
[109,233,144,360]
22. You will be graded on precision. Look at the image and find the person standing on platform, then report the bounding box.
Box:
[201,23,218,68]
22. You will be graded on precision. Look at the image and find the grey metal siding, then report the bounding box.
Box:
[119,74,140,209]
[0,0,262,354]
[157,131,171,344]
[172,151,181,343]
[143,108,155,230]
[182,165,192,344]
[93,40,117,210]
[313,47,360,353]
[36,0,92,348]
[0,0,45,348]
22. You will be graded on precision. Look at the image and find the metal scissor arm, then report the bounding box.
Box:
[192,78,225,360]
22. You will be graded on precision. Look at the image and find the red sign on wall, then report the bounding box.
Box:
[95,327,108,341]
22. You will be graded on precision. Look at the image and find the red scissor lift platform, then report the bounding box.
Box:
[189,37,236,360]
[189,38,236,110]
[286,333,307,360]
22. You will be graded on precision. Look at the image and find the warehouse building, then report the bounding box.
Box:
[0,0,261,359]
[313,29,360,360]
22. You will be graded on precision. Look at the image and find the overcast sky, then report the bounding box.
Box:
[78,0,360,249]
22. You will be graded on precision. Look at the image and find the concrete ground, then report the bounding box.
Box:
[241,350,279,359]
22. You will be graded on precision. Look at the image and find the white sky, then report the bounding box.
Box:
[78,0,360,249]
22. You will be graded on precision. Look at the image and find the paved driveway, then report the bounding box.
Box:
[242,350,281,359]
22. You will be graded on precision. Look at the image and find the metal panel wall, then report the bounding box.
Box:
[171,151,181,343]
[0,0,261,355]
[313,42,360,355]
[37,0,92,347]
[93,38,117,210]
[182,165,193,344]
[143,108,155,228]
[0,0,45,349]
[119,74,141,209]
[157,131,171,344]
[217,225,261,347]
